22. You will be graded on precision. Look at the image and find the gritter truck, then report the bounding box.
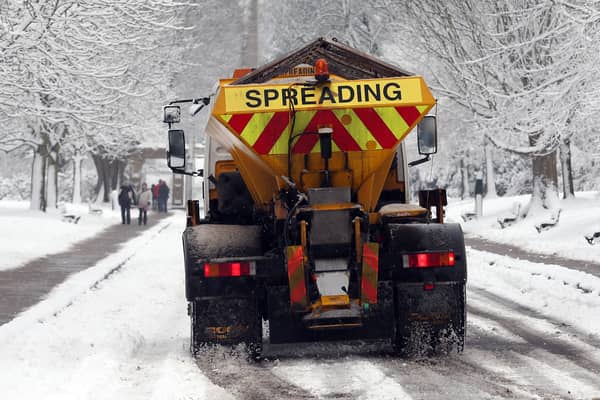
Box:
[163,38,466,357]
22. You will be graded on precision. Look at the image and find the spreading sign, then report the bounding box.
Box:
[220,77,430,114]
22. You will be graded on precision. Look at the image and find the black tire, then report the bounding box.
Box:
[392,320,434,358]
[443,282,466,353]
[393,282,466,357]
[382,222,467,357]
[189,298,263,359]
[267,286,307,344]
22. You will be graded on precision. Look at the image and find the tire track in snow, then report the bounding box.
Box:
[467,289,600,398]
[470,286,600,349]
[194,348,317,400]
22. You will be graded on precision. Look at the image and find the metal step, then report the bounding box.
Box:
[302,303,362,330]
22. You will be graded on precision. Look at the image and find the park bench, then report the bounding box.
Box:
[88,202,103,215]
[497,202,521,229]
[585,231,600,245]
[535,209,561,233]
[58,203,81,224]
[61,214,81,224]
[461,211,477,222]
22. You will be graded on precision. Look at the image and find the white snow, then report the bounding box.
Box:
[272,360,413,399]
[0,212,232,400]
[1,194,600,398]
[467,248,600,337]
[0,201,120,271]
[446,192,600,264]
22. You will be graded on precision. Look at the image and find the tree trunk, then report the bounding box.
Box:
[46,160,57,209]
[113,159,124,192]
[72,154,83,204]
[559,139,575,199]
[30,146,46,211]
[530,150,559,211]
[484,138,497,198]
[92,154,110,203]
[101,159,112,203]
[460,159,469,200]
[46,148,59,209]
[92,154,103,200]
[92,154,127,203]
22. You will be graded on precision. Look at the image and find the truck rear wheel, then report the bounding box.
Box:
[393,282,465,357]
[190,297,263,359]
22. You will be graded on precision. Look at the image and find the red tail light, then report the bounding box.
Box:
[402,252,455,268]
[204,262,256,278]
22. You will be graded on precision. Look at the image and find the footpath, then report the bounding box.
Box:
[2,217,597,326]
[0,212,170,325]
[465,235,600,278]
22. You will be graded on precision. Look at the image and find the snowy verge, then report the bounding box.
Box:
[0,213,175,333]
[0,200,121,271]
[0,212,232,400]
[467,247,600,337]
[446,192,600,264]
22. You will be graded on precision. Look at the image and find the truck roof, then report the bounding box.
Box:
[233,37,413,85]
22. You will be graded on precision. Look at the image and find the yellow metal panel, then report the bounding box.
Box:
[374,107,410,139]
[332,109,380,150]
[220,77,433,114]
[321,295,350,307]
[417,105,430,114]
[378,203,429,218]
[270,110,315,155]
[207,75,436,211]
[240,112,275,146]
[231,147,278,207]
[368,212,380,225]
[356,150,396,211]
[205,117,279,207]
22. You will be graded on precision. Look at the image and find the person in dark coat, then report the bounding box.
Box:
[158,179,170,213]
[151,183,158,210]
[118,184,136,224]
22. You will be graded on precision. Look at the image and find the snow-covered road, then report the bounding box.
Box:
[2,213,600,400]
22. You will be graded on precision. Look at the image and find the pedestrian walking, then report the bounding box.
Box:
[118,184,136,224]
[158,179,170,213]
[154,180,163,211]
[151,183,158,210]
[137,183,152,225]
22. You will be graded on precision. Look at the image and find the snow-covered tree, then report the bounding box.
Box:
[0,0,192,209]
[382,0,599,213]
[261,0,390,59]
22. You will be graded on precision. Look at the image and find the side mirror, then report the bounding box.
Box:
[168,129,186,169]
[163,105,181,124]
[417,115,437,155]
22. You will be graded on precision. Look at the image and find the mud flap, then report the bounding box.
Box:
[267,285,308,344]
[190,297,262,355]
[393,282,465,356]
